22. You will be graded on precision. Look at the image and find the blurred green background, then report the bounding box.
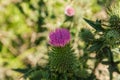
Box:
[0,0,118,80]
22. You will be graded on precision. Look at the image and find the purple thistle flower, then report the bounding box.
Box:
[49,28,71,47]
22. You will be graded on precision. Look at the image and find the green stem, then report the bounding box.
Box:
[107,47,113,63]
[107,47,114,80]
[109,68,113,80]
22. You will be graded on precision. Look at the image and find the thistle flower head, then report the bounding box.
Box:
[105,30,120,47]
[109,14,120,29]
[108,2,120,30]
[49,28,71,47]
[65,6,75,17]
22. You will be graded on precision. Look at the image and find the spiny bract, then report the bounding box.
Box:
[105,30,120,47]
[49,45,78,73]
[109,15,120,30]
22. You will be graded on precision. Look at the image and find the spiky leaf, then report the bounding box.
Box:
[84,18,104,32]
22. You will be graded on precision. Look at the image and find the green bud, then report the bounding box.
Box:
[109,15,120,29]
[105,30,120,47]
[79,28,94,43]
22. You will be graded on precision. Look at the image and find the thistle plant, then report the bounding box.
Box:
[13,1,120,80]
[106,2,120,47]
[80,3,120,80]
[48,28,79,79]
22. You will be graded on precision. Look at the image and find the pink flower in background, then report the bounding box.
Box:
[65,6,75,17]
[49,28,71,47]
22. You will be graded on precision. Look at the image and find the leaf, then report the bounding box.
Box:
[84,18,104,32]
[12,68,30,74]
[88,40,104,53]
[13,66,38,79]
[13,68,34,79]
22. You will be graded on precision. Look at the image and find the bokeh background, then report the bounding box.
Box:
[0,0,119,80]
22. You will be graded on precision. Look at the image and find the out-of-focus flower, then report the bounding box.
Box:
[65,6,75,17]
[49,28,71,47]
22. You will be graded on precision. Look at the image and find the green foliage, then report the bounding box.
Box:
[88,39,104,53]
[13,65,49,80]
[81,7,120,79]
[80,3,120,79]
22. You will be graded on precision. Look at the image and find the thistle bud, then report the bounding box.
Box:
[65,6,75,17]
[79,28,94,43]
[109,15,120,30]
[105,30,120,47]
